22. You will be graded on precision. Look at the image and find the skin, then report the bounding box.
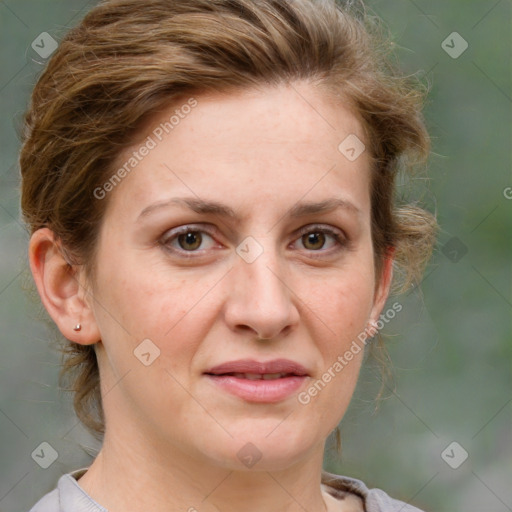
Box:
[29,81,393,512]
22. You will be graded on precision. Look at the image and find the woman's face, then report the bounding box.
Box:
[87,82,391,470]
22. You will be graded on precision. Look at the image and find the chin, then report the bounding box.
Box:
[202,424,319,472]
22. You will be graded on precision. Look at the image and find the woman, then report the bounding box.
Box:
[21,0,437,510]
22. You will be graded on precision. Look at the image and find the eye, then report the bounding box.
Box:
[293,225,347,254]
[160,225,219,256]
[159,224,348,259]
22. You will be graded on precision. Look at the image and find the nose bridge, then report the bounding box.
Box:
[238,235,288,303]
[225,235,298,338]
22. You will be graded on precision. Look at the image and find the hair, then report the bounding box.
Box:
[19,0,437,437]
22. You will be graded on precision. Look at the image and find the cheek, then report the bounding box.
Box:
[91,246,220,371]
[298,261,375,416]
[301,290,369,434]
[305,263,375,342]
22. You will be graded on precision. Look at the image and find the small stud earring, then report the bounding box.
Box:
[73,324,82,332]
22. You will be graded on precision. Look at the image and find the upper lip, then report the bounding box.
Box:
[205,359,310,376]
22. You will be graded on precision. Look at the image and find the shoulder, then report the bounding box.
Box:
[321,470,427,512]
[28,487,59,512]
[28,468,106,512]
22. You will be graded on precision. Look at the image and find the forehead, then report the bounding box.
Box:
[105,82,371,220]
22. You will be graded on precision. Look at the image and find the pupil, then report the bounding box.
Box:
[179,231,202,250]
[304,232,324,250]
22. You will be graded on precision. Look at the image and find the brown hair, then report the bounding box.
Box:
[19,0,437,437]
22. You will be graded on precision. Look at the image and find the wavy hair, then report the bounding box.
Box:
[20,0,437,437]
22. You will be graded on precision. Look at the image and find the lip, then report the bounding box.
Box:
[205,358,310,376]
[204,359,310,403]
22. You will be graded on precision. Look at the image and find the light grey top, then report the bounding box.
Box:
[29,468,426,512]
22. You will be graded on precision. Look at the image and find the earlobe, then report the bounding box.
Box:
[28,228,100,345]
[369,246,395,325]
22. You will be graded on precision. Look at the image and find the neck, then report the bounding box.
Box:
[78,424,333,512]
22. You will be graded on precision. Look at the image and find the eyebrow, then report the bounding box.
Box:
[137,196,361,222]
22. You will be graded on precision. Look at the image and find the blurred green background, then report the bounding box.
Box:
[0,1,510,511]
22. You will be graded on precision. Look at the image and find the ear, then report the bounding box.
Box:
[368,246,395,325]
[28,228,101,345]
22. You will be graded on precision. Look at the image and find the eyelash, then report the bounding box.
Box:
[159,224,349,259]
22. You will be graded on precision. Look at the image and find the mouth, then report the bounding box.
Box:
[204,358,310,377]
[203,359,310,403]
[206,372,300,380]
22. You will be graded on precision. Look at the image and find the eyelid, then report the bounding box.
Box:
[159,224,221,257]
[160,223,216,242]
[293,223,346,241]
[291,224,349,254]
[159,223,349,258]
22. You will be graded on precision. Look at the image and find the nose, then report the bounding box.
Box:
[223,242,300,341]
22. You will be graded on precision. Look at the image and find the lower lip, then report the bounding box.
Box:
[205,375,308,403]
